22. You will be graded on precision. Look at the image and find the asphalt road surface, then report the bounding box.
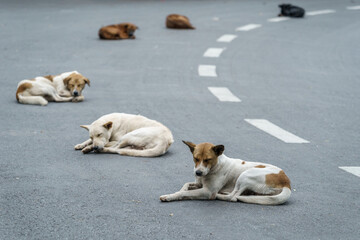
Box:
[1,0,359,239]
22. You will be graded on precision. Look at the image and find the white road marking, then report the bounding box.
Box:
[306,9,336,16]
[268,17,290,22]
[203,48,226,58]
[235,24,262,31]
[347,6,360,10]
[198,65,217,77]
[217,34,237,42]
[208,87,241,102]
[244,119,309,143]
[339,167,360,177]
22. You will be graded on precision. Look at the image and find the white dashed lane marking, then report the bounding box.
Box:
[306,9,336,16]
[339,167,360,177]
[268,17,290,22]
[245,119,309,143]
[198,65,217,77]
[203,48,226,58]
[347,5,360,10]
[217,34,237,42]
[208,87,241,102]
[235,24,262,31]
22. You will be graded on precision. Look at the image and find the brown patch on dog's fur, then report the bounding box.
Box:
[242,161,246,164]
[16,82,32,101]
[255,165,266,168]
[99,23,138,40]
[183,141,224,169]
[63,73,90,95]
[265,170,291,189]
[43,75,54,82]
[166,14,195,29]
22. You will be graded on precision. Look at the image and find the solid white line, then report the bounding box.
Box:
[339,167,360,177]
[198,65,217,77]
[235,24,262,31]
[217,34,237,42]
[347,6,360,10]
[306,9,336,16]
[245,119,309,143]
[203,48,226,58]
[268,17,290,22]
[208,87,241,102]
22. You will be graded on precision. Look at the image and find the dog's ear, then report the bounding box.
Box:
[182,140,196,153]
[63,76,72,86]
[84,78,90,87]
[80,125,90,131]
[212,145,224,156]
[103,121,113,130]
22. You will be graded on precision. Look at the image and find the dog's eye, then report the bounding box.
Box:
[194,158,199,162]
[204,159,209,163]
[97,134,102,137]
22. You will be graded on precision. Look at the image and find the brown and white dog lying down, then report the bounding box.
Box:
[166,14,195,29]
[75,113,174,157]
[16,71,90,106]
[98,23,138,40]
[160,141,291,205]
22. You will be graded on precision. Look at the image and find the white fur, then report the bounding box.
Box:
[75,113,174,157]
[160,154,291,205]
[16,71,81,106]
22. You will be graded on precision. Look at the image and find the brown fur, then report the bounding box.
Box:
[255,165,266,168]
[63,73,90,94]
[43,75,54,82]
[98,23,138,40]
[183,141,224,170]
[16,83,32,101]
[166,14,195,29]
[266,170,291,189]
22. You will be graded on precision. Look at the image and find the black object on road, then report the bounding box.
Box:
[278,4,305,18]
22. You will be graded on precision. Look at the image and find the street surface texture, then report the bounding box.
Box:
[1,0,359,239]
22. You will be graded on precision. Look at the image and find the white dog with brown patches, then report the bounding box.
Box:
[160,141,291,205]
[16,71,90,106]
[75,113,174,157]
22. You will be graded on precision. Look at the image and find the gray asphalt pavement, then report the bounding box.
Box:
[1,0,359,239]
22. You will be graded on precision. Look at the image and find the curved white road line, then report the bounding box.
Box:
[306,9,336,16]
[235,24,262,31]
[245,119,309,143]
[217,34,237,42]
[203,48,226,58]
[208,87,241,102]
[198,65,217,77]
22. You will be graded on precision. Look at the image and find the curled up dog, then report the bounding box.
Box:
[75,113,174,157]
[98,23,138,40]
[16,71,90,106]
[160,141,291,205]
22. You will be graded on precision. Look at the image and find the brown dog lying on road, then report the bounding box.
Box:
[98,23,138,40]
[166,14,195,29]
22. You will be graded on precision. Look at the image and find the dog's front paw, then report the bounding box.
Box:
[160,194,173,202]
[72,96,84,102]
[74,144,84,150]
[82,146,93,154]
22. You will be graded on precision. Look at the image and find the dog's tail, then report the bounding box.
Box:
[119,141,172,157]
[16,94,48,106]
[236,187,291,205]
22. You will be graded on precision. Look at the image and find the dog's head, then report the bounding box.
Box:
[183,141,224,177]
[63,73,90,97]
[80,121,112,151]
[122,23,138,37]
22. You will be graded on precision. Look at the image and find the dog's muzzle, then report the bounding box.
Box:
[195,170,203,176]
[73,91,79,96]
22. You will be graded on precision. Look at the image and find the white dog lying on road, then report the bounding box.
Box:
[16,71,90,106]
[160,141,291,205]
[75,113,174,157]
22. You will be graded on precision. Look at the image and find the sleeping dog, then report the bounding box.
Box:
[160,141,291,205]
[16,71,90,106]
[278,4,305,18]
[99,23,138,40]
[166,14,195,29]
[75,113,174,157]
